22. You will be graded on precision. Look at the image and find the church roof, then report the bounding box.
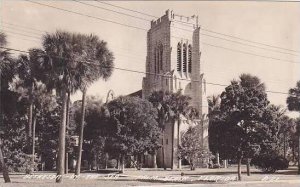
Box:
[127,89,142,98]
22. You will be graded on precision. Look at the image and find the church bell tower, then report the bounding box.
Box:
[142,10,209,168]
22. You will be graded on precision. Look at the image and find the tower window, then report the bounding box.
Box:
[188,45,192,73]
[154,48,157,74]
[177,43,181,72]
[183,44,187,72]
[157,48,160,73]
[160,45,163,70]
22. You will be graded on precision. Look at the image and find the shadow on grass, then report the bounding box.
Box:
[181,167,298,176]
[110,178,220,185]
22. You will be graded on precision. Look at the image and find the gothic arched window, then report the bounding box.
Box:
[188,44,192,73]
[183,43,187,72]
[154,47,157,74]
[177,43,182,72]
[159,44,163,71]
[156,47,160,73]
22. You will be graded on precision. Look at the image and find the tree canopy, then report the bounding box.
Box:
[105,96,161,157]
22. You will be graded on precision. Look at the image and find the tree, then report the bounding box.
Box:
[286,81,300,174]
[261,105,295,158]
[105,96,161,173]
[39,30,112,182]
[73,96,108,170]
[0,32,13,183]
[148,90,193,169]
[218,74,269,180]
[74,34,114,176]
[179,124,209,170]
[249,104,294,173]
[12,49,52,173]
[15,51,37,149]
[35,98,60,171]
[207,95,221,166]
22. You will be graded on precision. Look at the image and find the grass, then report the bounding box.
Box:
[0,165,299,187]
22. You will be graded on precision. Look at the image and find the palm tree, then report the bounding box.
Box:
[207,95,221,166]
[40,31,114,182]
[14,49,47,173]
[286,81,300,174]
[0,32,12,183]
[171,91,192,169]
[40,31,81,182]
[74,34,114,176]
[148,90,191,169]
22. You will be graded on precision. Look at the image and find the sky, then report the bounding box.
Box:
[1,0,300,117]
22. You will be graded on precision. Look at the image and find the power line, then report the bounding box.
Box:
[200,33,299,57]
[94,1,300,54]
[172,25,299,56]
[17,1,300,64]
[2,29,294,86]
[94,0,157,19]
[1,25,42,35]
[0,29,41,40]
[77,1,300,57]
[25,0,148,31]
[83,0,300,56]
[73,0,151,22]
[95,0,200,30]
[2,29,293,84]
[0,46,291,95]
[202,42,299,64]
[201,28,300,54]
[4,33,40,44]
[1,21,46,33]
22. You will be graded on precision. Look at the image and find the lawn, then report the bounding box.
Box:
[0,165,299,187]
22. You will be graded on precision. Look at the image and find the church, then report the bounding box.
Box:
[131,10,209,169]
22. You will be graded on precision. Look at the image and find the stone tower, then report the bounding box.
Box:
[142,10,209,168]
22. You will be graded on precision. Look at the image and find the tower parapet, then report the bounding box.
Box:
[150,10,198,29]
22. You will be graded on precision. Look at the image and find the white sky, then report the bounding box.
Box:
[1,1,300,117]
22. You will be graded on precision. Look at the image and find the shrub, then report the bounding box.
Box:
[251,154,289,173]
[107,159,117,168]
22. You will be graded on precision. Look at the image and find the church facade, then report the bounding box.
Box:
[142,10,209,169]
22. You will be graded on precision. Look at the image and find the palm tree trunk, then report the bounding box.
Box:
[153,150,157,168]
[27,83,34,157]
[117,156,120,170]
[120,155,125,174]
[94,154,97,171]
[177,119,181,169]
[28,103,33,139]
[0,70,11,183]
[216,152,220,166]
[298,134,300,174]
[171,122,175,170]
[0,145,10,183]
[162,131,166,170]
[56,89,67,183]
[75,89,87,176]
[31,113,37,172]
[283,133,286,159]
[105,153,108,169]
[246,158,251,176]
[237,157,242,181]
[223,159,228,168]
[65,91,70,174]
[292,143,296,165]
